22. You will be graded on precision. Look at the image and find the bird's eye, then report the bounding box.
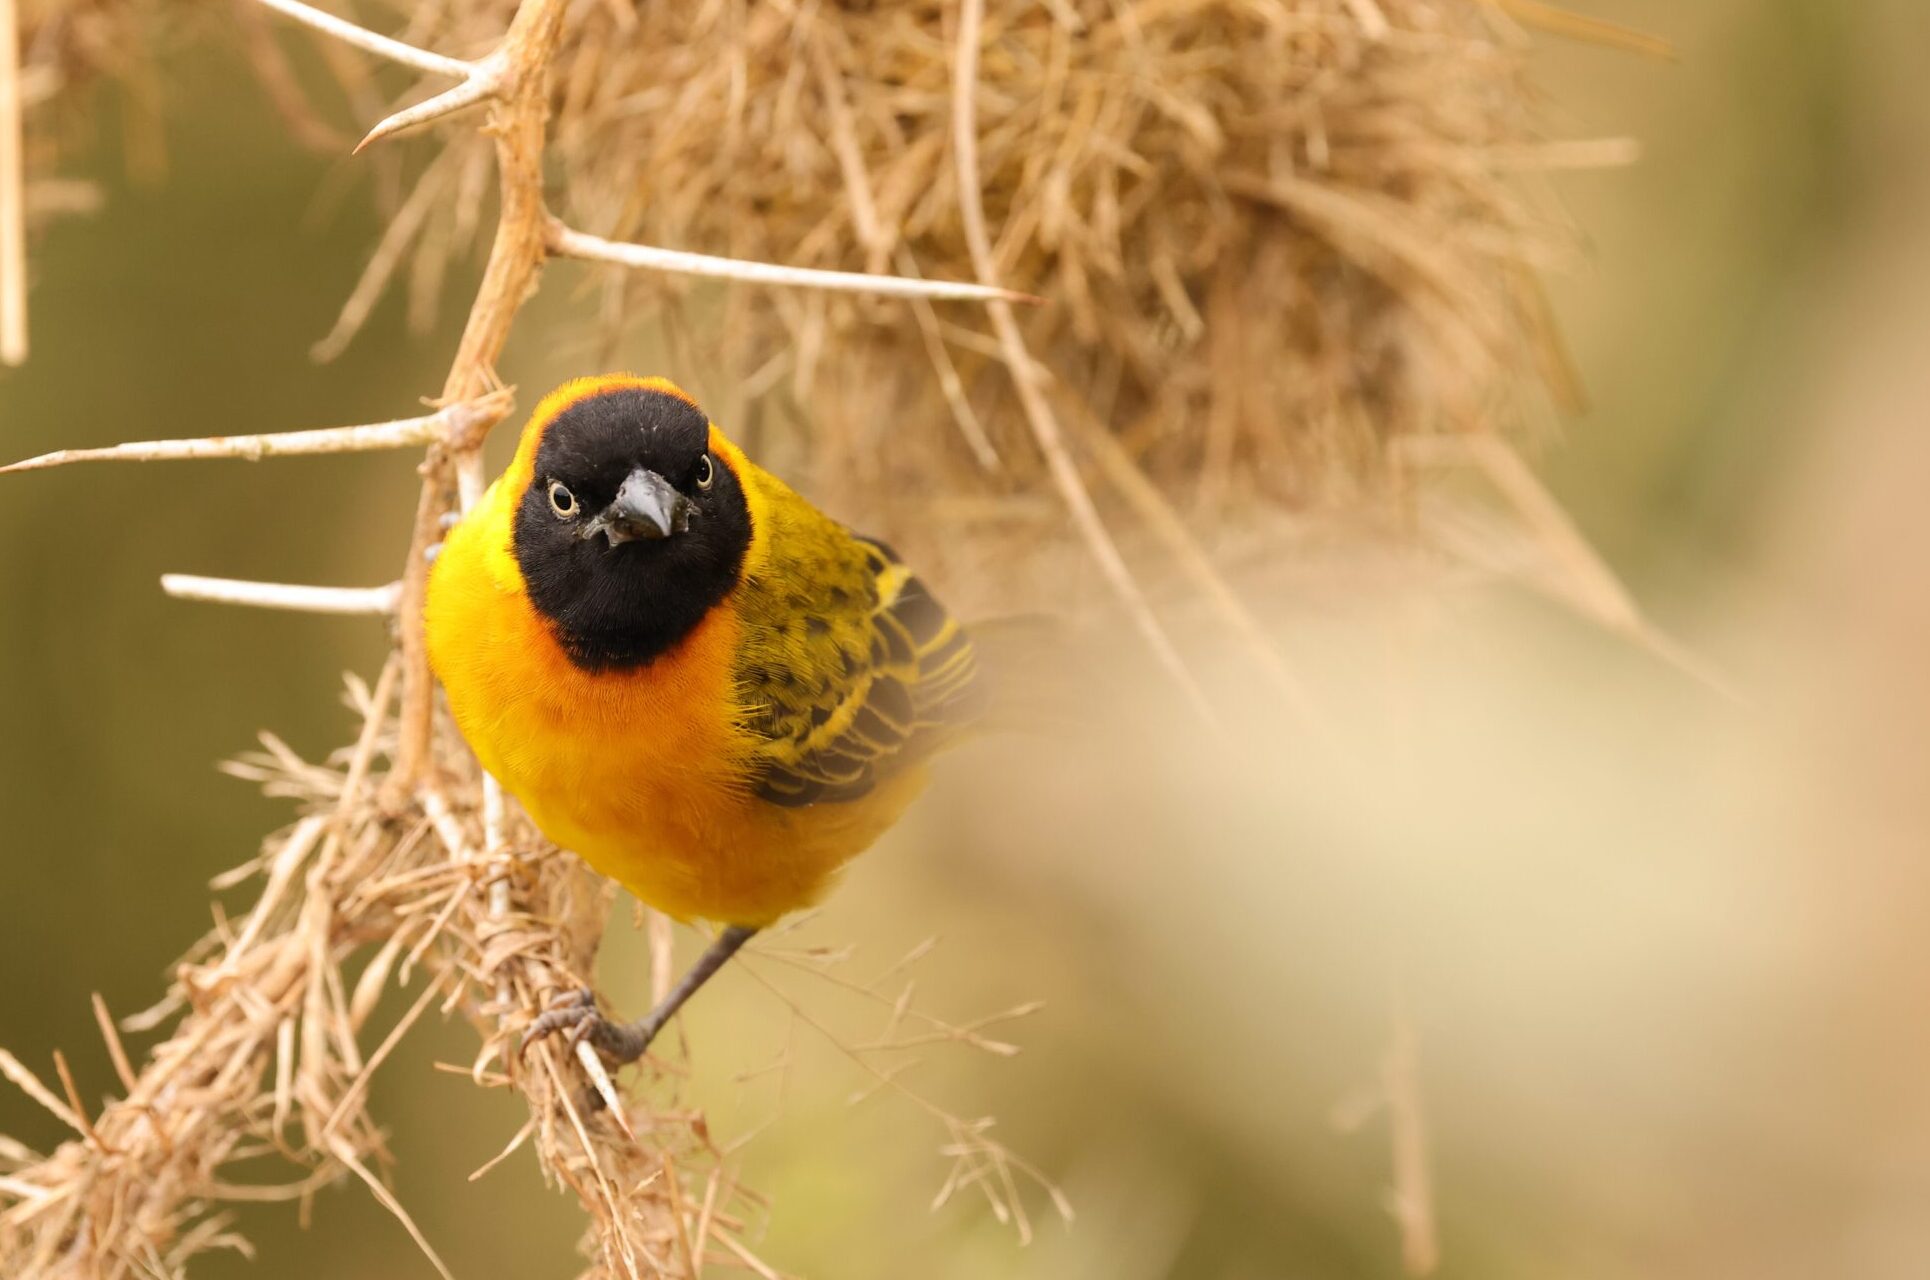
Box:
[547,481,577,518]
[694,454,715,490]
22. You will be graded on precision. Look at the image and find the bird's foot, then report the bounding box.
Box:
[520,987,663,1068]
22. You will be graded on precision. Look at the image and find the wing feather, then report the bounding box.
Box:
[734,529,978,808]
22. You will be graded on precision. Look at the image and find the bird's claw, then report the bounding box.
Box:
[520,988,599,1059]
[520,988,657,1066]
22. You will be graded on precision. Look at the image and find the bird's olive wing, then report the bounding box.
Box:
[735,537,978,807]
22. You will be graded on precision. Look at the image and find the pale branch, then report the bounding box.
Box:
[159,575,401,616]
[0,0,26,366]
[951,0,1216,724]
[252,0,476,80]
[548,221,1040,306]
[0,403,478,473]
[0,395,507,473]
[356,52,508,154]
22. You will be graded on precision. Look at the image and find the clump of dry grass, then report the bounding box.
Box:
[0,668,774,1278]
[0,666,1061,1277]
[547,0,1577,523]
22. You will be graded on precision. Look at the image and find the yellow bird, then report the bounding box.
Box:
[426,374,980,1062]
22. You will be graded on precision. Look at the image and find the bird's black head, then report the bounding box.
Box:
[512,383,752,670]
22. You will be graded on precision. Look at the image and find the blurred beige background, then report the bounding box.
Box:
[7,2,1930,1276]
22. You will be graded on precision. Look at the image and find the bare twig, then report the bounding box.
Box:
[159,575,401,615]
[0,0,27,365]
[0,397,505,473]
[549,221,1038,305]
[252,0,475,79]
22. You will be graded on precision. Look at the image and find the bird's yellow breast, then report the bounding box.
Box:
[424,457,923,926]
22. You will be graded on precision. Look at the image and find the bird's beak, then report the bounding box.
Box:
[581,468,691,545]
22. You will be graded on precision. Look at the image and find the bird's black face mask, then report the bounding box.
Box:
[512,385,753,671]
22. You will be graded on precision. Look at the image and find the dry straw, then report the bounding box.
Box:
[1,0,1666,1275]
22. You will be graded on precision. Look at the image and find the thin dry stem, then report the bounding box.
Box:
[738,956,1070,1243]
[953,0,1213,724]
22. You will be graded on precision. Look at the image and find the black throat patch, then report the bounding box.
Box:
[511,387,753,671]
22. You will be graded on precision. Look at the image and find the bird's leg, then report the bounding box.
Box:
[523,924,758,1068]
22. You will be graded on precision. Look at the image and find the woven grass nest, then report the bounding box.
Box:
[21,0,1633,627]
[539,0,1586,590]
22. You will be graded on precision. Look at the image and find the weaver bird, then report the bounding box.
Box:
[426,375,981,1064]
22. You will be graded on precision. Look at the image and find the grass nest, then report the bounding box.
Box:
[542,1,1586,586]
[257,0,1611,612]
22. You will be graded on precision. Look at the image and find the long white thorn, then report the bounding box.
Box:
[356,52,508,153]
[573,1041,634,1140]
[160,575,402,616]
[252,0,475,79]
[547,221,1040,306]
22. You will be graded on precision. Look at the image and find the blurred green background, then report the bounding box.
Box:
[8,2,1930,1277]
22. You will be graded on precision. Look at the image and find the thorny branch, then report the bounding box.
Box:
[0,396,508,473]
[388,0,567,793]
